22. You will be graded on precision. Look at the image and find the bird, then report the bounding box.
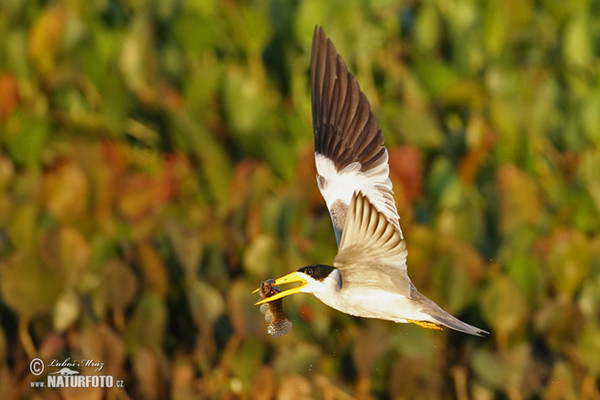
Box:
[254,26,487,336]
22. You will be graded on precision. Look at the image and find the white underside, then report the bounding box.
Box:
[302,272,430,323]
[314,288,431,323]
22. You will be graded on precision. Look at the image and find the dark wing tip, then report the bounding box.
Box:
[311,26,387,174]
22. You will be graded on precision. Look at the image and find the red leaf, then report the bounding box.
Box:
[0,73,19,121]
[388,146,424,206]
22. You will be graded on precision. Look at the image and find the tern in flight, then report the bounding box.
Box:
[255,26,487,336]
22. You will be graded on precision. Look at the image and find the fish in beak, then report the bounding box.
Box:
[253,271,309,305]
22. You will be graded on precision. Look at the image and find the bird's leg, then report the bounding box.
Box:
[407,320,443,330]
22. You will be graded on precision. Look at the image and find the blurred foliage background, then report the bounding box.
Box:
[0,0,599,399]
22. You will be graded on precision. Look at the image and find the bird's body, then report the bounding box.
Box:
[311,262,481,333]
[309,269,427,324]
[255,26,487,337]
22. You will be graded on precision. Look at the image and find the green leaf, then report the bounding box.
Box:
[0,252,63,318]
[577,322,600,374]
[548,230,592,298]
[563,13,592,68]
[472,349,507,389]
[53,289,80,332]
[481,275,527,336]
[4,114,49,167]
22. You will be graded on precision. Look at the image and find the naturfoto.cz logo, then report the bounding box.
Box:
[29,357,124,389]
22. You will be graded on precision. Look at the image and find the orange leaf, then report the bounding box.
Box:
[138,242,169,297]
[45,160,89,223]
[389,146,424,206]
[117,170,173,223]
[0,73,19,121]
[458,130,496,186]
[496,165,541,234]
[28,4,66,74]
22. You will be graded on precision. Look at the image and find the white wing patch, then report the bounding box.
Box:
[315,152,402,245]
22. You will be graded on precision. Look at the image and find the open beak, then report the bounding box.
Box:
[253,271,308,305]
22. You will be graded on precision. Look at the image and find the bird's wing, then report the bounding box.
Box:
[333,192,411,295]
[311,26,401,246]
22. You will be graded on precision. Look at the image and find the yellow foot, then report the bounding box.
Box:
[408,320,443,330]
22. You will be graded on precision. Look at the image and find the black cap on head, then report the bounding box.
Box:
[297,264,335,281]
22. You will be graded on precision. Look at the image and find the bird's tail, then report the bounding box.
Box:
[412,291,488,336]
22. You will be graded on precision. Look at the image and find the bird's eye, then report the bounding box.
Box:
[306,268,313,276]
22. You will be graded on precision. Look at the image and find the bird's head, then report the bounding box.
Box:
[254,264,339,305]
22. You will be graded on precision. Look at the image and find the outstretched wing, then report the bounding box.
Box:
[333,192,411,295]
[311,26,401,246]
[335,192,489,336]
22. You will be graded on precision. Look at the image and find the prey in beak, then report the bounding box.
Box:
[253,271,308,305]
[256,279,293,337]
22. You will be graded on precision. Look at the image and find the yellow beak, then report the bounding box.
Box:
[253,271,308,305]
